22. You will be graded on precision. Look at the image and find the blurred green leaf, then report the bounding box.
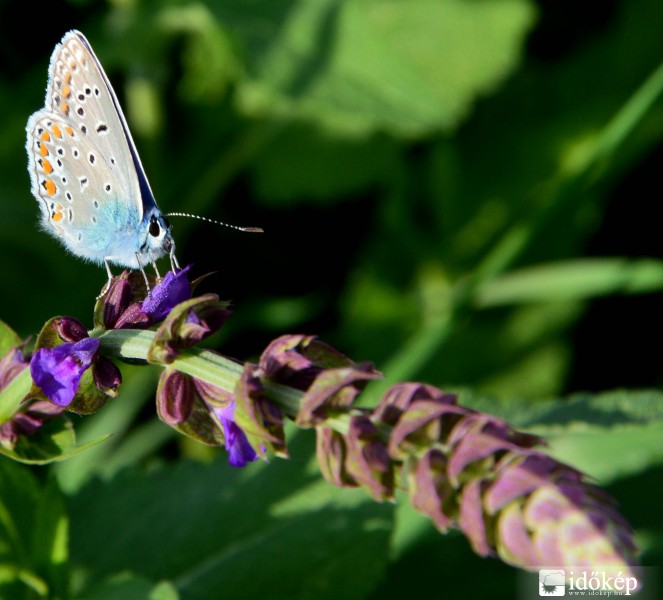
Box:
[252,125,399,205]
[53,366,160,493]
[0,460,68,599]
[69,434,393,600]
[0,459,40,564]
[0,320,21,358]
[465,388,663,482]
[0,365,31,422]
[234,0,536,136]
[475,258,663,307]
[0,423,112,466]
[464,388,663,429]
[82,573,179,600]
[157,4,241,103]
[545,421,663,483]
[31,477,69,599]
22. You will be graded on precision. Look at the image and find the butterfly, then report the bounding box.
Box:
[26,30,178,287]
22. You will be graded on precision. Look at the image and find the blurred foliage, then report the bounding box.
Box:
[2,0,663,598]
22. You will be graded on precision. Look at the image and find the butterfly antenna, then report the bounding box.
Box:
[165,212,263,233]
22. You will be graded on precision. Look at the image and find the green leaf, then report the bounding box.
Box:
[0,459,40,560]
[0,321,29,422]
[69,433,393,600]
[0,368,31,422]
[0,420,112,465]
[53,366,162,494]
[524,389,663,482]
[0,320,21,358]
[158,4,241,103]
[252,125,399,205]
[82,573,179,600]
[31,477,69,599]
[544,421,663,484]
[465,388,663,483]
[0,461,69,599]
[235,0,536,136]
[475,258,663,307]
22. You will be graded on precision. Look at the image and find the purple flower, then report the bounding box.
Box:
[103,274,150,330]
[100,267,194,329]
[216,401,259,468]
[28,317,121,412]
[155,368,259,466]
[30,337,100,407]
[142,266,192,321]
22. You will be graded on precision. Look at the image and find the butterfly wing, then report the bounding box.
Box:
[59,32,159,214]
[26,30,160,267]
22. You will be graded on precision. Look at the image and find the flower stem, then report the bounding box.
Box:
[98,329,304,417]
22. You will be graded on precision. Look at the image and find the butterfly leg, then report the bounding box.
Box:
[135,252,151,292]
[169,248,180,272]
[151,260,162,281]
[97,258,114,299]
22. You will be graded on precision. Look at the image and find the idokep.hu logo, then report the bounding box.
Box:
[539,570,565,596]
[568,570,639,595]
[537,568,640,596]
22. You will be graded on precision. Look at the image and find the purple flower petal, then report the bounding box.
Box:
[141,266,192,321]
[30,338,100,407]
[114,304,151,329]
[217,401,258,468]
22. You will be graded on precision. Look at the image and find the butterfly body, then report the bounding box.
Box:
[26,30,175,271]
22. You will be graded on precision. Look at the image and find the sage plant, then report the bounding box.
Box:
[0,267,639,579]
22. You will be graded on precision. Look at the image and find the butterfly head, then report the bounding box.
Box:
[142,208,175,263]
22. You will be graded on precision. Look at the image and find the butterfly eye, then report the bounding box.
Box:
[149,215,160,237]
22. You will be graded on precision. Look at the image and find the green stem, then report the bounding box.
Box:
[98,329,304,417]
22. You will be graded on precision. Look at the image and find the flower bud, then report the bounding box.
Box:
[54,317,88,342]
[344,414,394,501]
[156,368,195,426]
[234,364,287,458]
[296,365,381,427]
[316,427,356,489]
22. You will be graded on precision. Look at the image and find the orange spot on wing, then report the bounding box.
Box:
[60,102,69,115]
[42,159,53,174]
[52,211,63,223]
[51,125,62,138]
[40,131,51,142]
[62,85,71,98]
[64,71,72,84]
[65,126,74,136]
[39,144,49,156]
[44,179,57,196]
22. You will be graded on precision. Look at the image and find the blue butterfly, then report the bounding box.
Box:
[26,30,178,286]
